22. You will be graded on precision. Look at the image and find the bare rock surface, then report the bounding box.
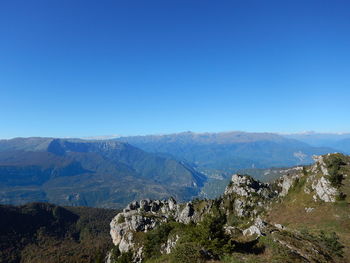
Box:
[110,197,198,248]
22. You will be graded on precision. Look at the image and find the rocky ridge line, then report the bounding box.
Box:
[108,154,347,262]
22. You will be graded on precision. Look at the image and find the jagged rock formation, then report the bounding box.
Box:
[242,217,267,236]
[309,154,339,202]
[108,154,350,263]
[275,166,304,196]
[312,176,338,202]
[109,198,206,261]
[110,198,177,246]
[223,174,276,218]
[224,174,272,197]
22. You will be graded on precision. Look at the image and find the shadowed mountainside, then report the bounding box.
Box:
[0,202,118,263]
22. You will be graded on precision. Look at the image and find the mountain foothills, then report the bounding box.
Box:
[108,153,350,263]
[0,138,206,208]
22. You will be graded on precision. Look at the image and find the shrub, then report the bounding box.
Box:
[336,192,347,201]
[318,231,344,257]
[170,242,205,263]
[143,223,175,260]
[325,155,346,188]
[110,246,133,263]
[177,213,233,258]
[114,251,133,263]
[117,215,125,224]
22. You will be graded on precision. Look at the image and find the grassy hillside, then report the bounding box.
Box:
[266,154,350,260]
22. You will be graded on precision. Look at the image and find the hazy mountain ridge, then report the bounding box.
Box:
[117,131,336,174]
[0,138,206,208]
[283,132,350,153]
[333,138,350,154]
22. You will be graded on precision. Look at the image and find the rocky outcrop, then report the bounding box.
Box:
[109,197,201,262]
[224,174,272,198]
[311,155,329,175]
[309,155,339,202]
[119,231,135,253]
[242,217,268,236]
[275,167,303,197]
[223,174,275,218]
[276,155,343,202]
[110,198,177,246]
[311,176,338,202]
[160,234,179,254]
[177,202,195,224]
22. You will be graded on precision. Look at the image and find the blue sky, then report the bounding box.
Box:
[1,0,350,138]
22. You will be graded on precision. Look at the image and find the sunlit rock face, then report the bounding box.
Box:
[109,197,200,248]
[223,174,275,218]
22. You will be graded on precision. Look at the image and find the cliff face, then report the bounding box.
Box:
[108,153,350,263]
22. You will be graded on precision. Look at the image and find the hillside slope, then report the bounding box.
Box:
[0,202,118,263]
[0,138,206,208]
[108,153,350,263]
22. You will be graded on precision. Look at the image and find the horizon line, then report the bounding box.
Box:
[1,130,350,140]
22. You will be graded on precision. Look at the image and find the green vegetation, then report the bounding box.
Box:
[142,213,236,263]
[117,214,125,224]
[319,231,344,257]
[110,246,133,263]
[0,202,118,263]
[170,242,204,263]
[299,228,344,258]
[325,154,346,188]
[143,223,175,259]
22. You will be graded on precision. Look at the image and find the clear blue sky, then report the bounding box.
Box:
[1,0,349,138]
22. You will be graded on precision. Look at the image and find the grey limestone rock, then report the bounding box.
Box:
[110,197,197,249]
[311,176,338,202]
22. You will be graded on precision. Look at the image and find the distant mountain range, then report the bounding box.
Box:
[117,131,335,175]
[283,132,350,153]
[0,138,206,208]
[0,131,346,208]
